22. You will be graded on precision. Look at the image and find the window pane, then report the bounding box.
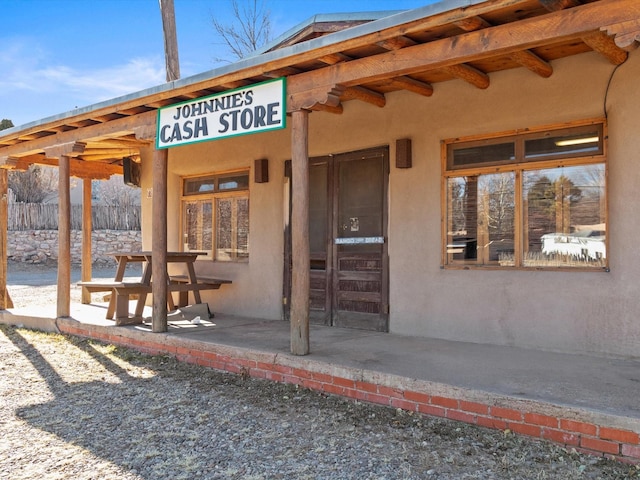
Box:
[236,197,249,260]
[525,128,602,160]
[184,177,215,195]
[450,142,515,169]
[216,198,233,261]
[215,196,249,261]
[447,173,515,265]
[218,173,249,191]
[523,164,605,268]
[183,200,212,253]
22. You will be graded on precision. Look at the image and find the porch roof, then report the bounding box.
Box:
[0,0,638,179]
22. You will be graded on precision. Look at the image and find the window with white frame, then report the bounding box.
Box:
[181,171,249,261]
[443,121,607,270]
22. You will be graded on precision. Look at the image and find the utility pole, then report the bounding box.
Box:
[159,0,180,82]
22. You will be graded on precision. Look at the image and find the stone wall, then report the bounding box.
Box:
[8,230,142,266]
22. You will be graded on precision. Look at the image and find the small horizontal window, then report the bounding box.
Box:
[524,125,603,161]
[450,142,515,169]
[183,172,249,196]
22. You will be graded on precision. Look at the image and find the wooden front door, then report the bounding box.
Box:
[305,147,389,331]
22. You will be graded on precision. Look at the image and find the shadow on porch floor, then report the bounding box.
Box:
[1,300,639,463]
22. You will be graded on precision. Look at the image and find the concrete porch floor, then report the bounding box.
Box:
[1,300,639,463]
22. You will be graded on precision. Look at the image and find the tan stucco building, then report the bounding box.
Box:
[1,0,639,358]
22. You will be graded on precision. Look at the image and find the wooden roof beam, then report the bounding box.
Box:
[455,15,552,78]
[376,35,418,51]
[444,64,490,89]
[341,86,386,107]
[508,49,553,77]
[6,154,120,179]
[581,31,629,64]
[318,52,352,65]
[386,76,434,97]
[309,103,343,114]
[539,0,581,12]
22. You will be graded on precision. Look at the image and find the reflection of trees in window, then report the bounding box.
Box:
[216,196,249,261]
[478,173,514,262]
[184,200,212,252]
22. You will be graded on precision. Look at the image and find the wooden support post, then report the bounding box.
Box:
[0,169,13,309]
[57,156,71,318]
[81,178,92,304]
[290,110,310,355]
[152,148,168,333]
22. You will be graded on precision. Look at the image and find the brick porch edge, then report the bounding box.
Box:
[58,319,640,465]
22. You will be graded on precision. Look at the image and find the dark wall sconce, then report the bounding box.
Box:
[255,158,269,183]
[396,138,412,169]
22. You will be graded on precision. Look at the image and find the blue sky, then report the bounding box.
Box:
[2,0,432,128]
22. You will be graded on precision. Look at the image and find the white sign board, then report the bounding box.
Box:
[156,78,286,149]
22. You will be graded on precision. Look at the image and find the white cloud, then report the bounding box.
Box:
[1,37,166,124]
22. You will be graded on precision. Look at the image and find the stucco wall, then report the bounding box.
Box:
[143,49,640,358]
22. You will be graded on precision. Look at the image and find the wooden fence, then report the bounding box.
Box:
[8,203,141,231]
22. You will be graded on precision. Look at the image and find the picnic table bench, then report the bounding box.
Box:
[78,251,232,325]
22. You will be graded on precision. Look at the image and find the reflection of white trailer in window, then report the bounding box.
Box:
[541,227,606,260]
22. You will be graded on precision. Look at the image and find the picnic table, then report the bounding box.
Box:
[78,251,231,325]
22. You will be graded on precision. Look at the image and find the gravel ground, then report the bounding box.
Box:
[1,323,639,480]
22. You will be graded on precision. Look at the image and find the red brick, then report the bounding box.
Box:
[342,388,358,399]
[224,364,242,374]
[390,398,418,412]
[192,357,211,368]
[524,413,558,428]
[459,400,489,415]
[491,407,522,421]
[250,369,268,379]
[622,444,640,459]
[431,396,459,409]
[235,358,257,369]
[208,360,226,370]
[581,436,620,455]
[354,389,368,402]
[322,383,346,396]
[476,416,507,430]
[541,428,580,446]
[282,374,302,385]
[301,379,323,391]
[271,364,294,375]
[446,410,476,424]
[333,377,356,389]
[508,422,542,438]
[292,368,312,380]
[560,419,597,436]
[355,381,377,393]
[417,404,446,417]
[310,371,333,384]
[377,385,404,399]
[265,371,284,382]
[404,391,430,404]
[202,351,220,361]
[600,427,640,445]
[256,361,271,370]
[365,392,391,406]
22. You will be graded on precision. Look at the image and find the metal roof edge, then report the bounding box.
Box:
[250,11,405,56]
[0,0,484,141]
